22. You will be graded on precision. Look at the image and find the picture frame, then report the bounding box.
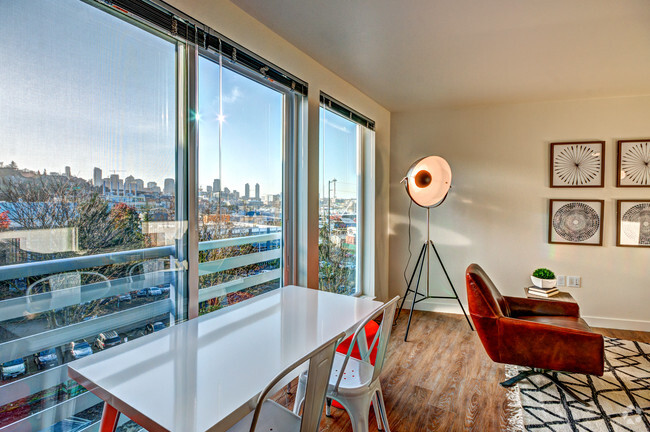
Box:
[550,141,605,188]
[616,200,650,247]
[548,199,604,246]
[617,139,650,187]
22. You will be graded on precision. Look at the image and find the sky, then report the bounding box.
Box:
[0,0,361,199]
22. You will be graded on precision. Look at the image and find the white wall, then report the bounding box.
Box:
[166,0,391,300]
[390,95,650,331]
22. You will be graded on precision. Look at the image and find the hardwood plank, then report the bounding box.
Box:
[273,311,650,431]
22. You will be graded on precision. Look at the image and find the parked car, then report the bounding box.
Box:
[136,289,148,297]
[95,331,121,350]
[70,341,93,360]
[117,294,132,302]
[147,288,162,296]
[34,348,59,370]
[145,322,165,334]
[1,358,26,380]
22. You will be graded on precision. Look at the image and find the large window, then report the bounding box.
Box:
[318,107,361,295]
[0,0,184,429]
[196,56,285,315]
[0,0,304,429]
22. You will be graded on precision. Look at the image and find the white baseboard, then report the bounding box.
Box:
[401,298,466,315]
[582,316,650,332]
[403,300,650,332]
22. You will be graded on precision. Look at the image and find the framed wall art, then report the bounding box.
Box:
[550,141,604,187]
[616,200,650,247]
[617,139,650,187]
[549,199,604,246]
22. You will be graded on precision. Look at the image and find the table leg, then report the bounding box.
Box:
[100,402,120,432]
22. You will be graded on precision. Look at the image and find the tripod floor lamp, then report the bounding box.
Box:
[397,156,474,341]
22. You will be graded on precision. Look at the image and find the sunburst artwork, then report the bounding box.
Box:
[550,141,604,187]
[617,139,650,187]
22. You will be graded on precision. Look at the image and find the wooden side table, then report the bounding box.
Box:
[524,287,576,303]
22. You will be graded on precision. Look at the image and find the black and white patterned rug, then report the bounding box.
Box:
[505,337,650,431]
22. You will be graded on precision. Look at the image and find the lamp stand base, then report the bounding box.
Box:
[396,240,474,341]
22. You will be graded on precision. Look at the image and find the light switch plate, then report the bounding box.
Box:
[557,275,566,287]
[567,276,581,288]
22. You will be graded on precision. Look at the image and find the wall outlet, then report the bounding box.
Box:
[567,276,581,288]
[556,275,566,287]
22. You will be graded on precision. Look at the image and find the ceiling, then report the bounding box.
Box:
[231,0,650,112]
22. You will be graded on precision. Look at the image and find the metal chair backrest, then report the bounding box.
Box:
[248,331,346,432]
[334,296,400,391]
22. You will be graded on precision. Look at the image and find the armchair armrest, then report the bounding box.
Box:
[504,296,579,318]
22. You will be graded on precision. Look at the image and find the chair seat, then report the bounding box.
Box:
[227,400,300,432]
[328,352,375,396]
[517,315,592,332]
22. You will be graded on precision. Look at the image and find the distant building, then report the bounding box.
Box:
[213,179,221,193]
[244,183,250,199]
[135,179,144,191]
[255,183,260,199]
[110,174,119,192]
[164,178,175,195]
[124,176,136,194]
[147,181,157,190]
[206,185,213,195]
[233,190,240,200]
[93,167,102,186]
[64,166,71,177]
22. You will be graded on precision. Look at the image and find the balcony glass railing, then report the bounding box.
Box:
[0,233,281,431]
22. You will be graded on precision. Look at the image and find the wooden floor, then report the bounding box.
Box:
[274,311,650,432]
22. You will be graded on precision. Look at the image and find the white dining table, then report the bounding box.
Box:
[67,285,382,432]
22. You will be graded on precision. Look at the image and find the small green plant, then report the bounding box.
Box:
[532,268,555,280]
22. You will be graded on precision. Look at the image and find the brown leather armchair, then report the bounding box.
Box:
[465,263,604,404]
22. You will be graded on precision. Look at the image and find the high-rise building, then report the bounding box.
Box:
[110,174,120,192]
[213,179,221,193]
[147,181,157,190]
[244,183,250,199]
[93,167,102,186]
[135,179,144,191]
[124,176,136,194]
[164,178,175,195]
[206,185,213,195]
[64,166,71,177]
[255,183,260,199]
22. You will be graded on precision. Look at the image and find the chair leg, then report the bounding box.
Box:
[348,403,370,432]
[325,397,332,417]
[543,372,589,406]
[499,369,540,387]
[376,387,391,432]
[371,393,382,431]
[500,368,589,406]
[293,375,306,415]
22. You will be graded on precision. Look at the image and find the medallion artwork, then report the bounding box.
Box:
[621,141,650,186]
[622,203,650,245]
[553,202,600,242]
[554,143,602,186]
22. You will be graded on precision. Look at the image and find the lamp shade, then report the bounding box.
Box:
[405,156,452,208]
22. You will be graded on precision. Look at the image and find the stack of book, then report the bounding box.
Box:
[527,286,559,297]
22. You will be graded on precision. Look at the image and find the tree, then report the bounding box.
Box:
[318,224,355,294]
[8,161,17,169]
[0,211,9,231]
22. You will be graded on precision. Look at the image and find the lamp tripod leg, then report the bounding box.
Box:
[405,243,427,342]
[429,241,474,331]
[396,242,427,322]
